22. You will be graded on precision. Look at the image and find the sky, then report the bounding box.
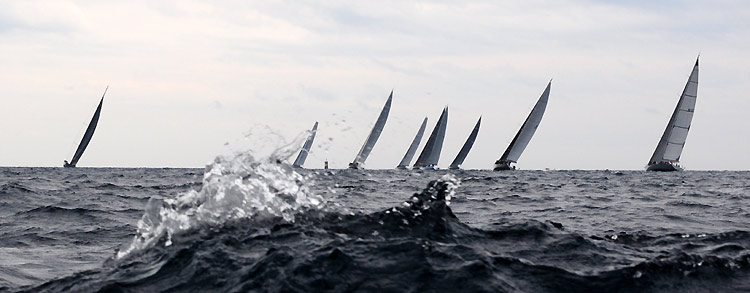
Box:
[1,0,749,170]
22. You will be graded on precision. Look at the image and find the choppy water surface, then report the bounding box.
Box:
[1,161,749,292]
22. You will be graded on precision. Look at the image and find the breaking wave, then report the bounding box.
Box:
[116,142,325,259]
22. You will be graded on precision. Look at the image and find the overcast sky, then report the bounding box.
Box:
[1,0,748,170]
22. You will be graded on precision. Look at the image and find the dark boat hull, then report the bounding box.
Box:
[493,161,514,171]
[646,162,683,172]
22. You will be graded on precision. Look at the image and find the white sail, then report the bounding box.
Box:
[648,58,699,164]
[293,121,318,168]
[449,116,481,169]
[414,107,448,169]
[349,91,393,169]
[497,81,551,165]
[397,117,428,168]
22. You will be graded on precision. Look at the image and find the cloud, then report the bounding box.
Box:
[0,1,85,34]
[1,1,749,169]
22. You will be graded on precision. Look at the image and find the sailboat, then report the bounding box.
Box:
[449,116,481,170]
[413,106,448,170]
[63,86,107,168]
[396,117,428,169]
[348,91,393,169]
[494,81,551,171]
[646,57,699,172]
[292,121,318,168]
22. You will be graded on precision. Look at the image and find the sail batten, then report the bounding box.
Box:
[648,58,699,166]
[65,86,107,168]
[414,107,448,169]
[349,91,393,169]
[495,81,551,169]
[397,117,428,168]
[449,117,481,169]
[293,122,318,168]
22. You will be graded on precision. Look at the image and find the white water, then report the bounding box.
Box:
[117,136,324,259]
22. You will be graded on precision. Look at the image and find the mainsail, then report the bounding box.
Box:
[396,117,427,169]
[413,107,448,169]
[293,121,318,168]
[349,91,393,169]
[449,116,481,170]
[397,117,428,169]
[495,81,551,170]
[647,57,699,170]
[64,86,107,168]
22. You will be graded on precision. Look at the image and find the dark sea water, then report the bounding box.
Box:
[1,157,749,292]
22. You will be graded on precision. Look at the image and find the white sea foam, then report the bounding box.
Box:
[439,174,460,206]
[116,136,323,260]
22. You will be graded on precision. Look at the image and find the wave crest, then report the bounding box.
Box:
[116,151,324,259]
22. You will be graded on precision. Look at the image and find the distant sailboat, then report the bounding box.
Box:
[413,107,448,170]
[349,91,393,169]
[63,86,107,168]
[494,81,551,171]
[646,57,699,172]
[449,116,481,170]
[396,117,428,169]
[293,122,318,168]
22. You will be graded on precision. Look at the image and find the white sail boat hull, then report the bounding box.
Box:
[349,91,393,169]
[494,81,551,171]
[646,57,699,172]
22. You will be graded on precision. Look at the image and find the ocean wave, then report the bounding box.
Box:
[0,182,34,194]
[0,232,58,247]
[666,200,713,208]
[27,174,750,292]
[146,182,202,190]
[91,183,130,191]
[115,142,326,260]
[15,206,111,219]
[9,162,750,292]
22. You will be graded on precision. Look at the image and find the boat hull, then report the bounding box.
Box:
[646,162,683,172]
[348,162,363,169]
[396,165,409,170]
[493,161,515,171]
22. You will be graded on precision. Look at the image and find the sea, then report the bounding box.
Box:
[1,153,749,292]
